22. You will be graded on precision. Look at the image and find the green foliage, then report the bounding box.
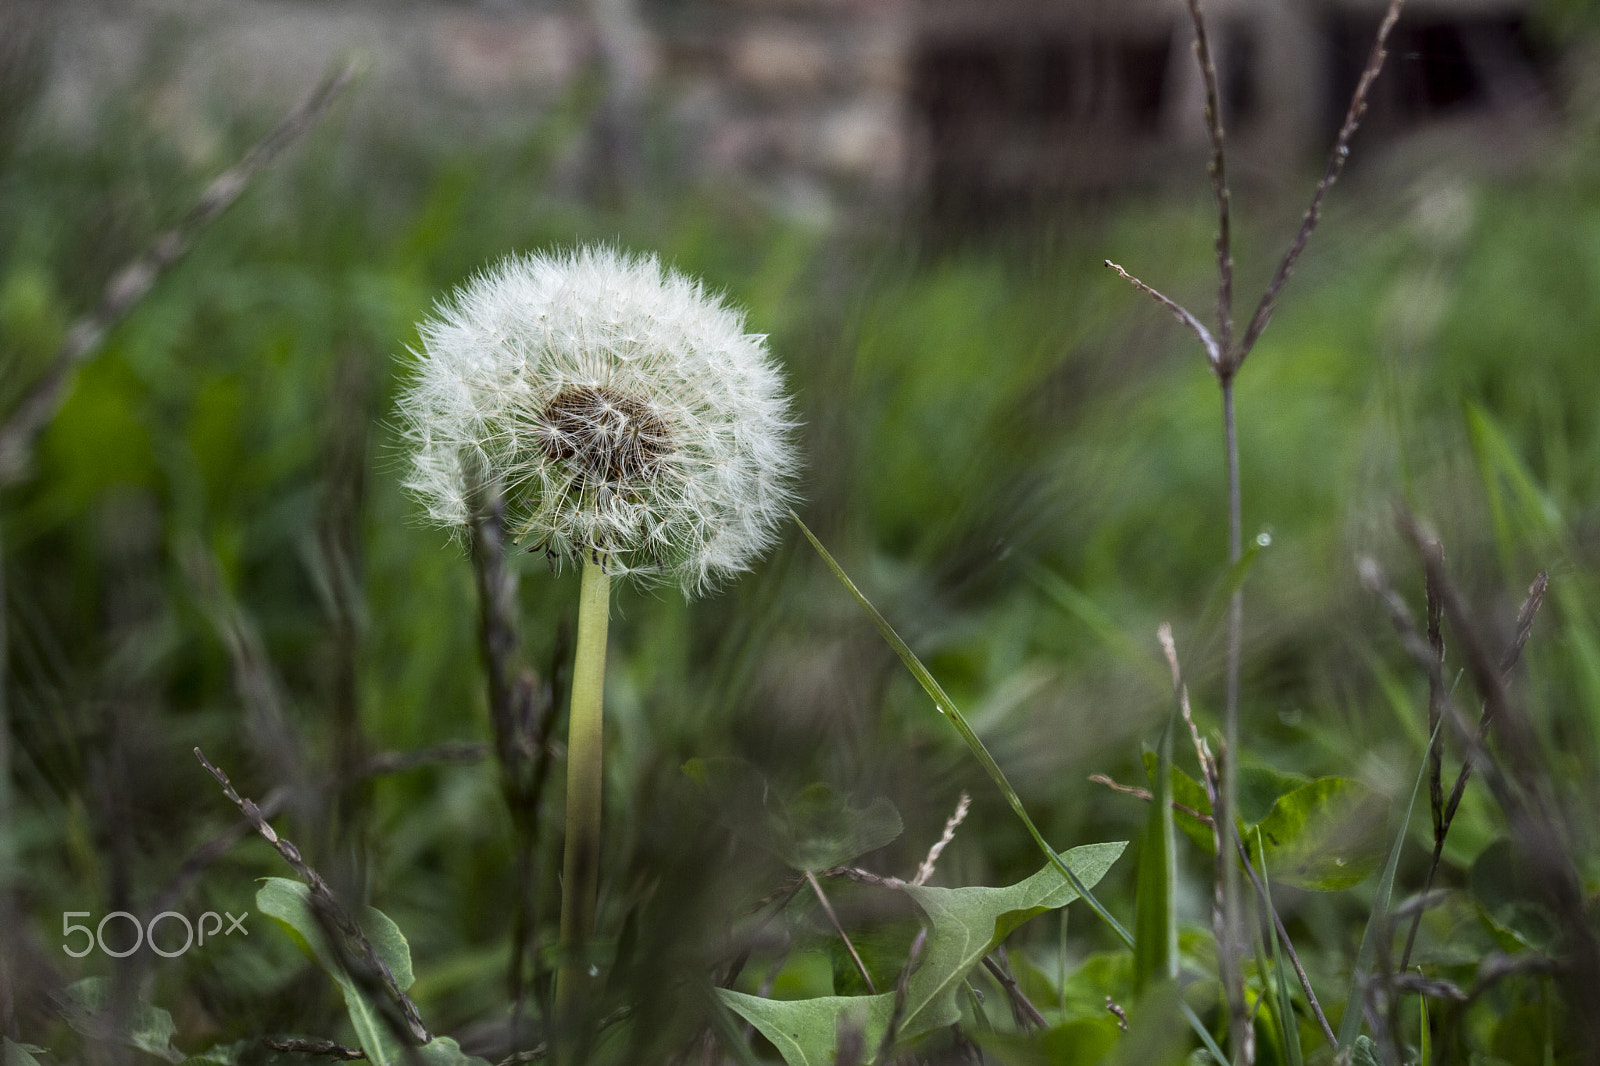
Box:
[257,879,489,1066]
[7,36,1600,1063]
[57,979,182,1063]
[720,841,1126,1064]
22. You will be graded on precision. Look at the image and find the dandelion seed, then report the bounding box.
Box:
[398,245,799,597]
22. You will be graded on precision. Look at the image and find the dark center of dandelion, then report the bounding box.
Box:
[539,384,673,485]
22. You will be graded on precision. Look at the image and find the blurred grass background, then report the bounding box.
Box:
[6,4,1600,1061]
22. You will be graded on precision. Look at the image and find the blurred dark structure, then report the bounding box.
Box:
[24,0,1560,220]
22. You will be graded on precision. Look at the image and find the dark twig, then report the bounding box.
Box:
[152,743,485,921]
[361,741,490,776]
[1103,260,1221,368]
[1087,774,1215,826]
[1399,565,1546,973]
[262,1038,367,1060]
[1235,0,1405,365]
[874,926,927,1063]
[805,871,877,994]
[1180,0,1234,355]
[193,747,432,1045]
[469,492,552,1037]
[982,952,1048,1032]
[0,521,12,1034]
[148,786,288,921]
[0,59,359,485]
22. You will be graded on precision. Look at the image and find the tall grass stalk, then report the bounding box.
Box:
[1107,0,1408,1057]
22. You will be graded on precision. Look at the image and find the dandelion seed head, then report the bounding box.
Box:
[399,245,800,596]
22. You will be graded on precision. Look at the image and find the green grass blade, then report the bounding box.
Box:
[1336,720,1441,1049]
[1419,987,1430,1066]
[793,513,1131,945]
[1134,714,1178,993]
[1181,1002,1229,1065]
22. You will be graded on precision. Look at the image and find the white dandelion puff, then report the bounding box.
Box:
[399,245,800,596]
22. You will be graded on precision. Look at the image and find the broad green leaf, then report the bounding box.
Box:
[718,842,1125,1064]
[1337,723,1438,1049]
[1255,778,1387,891]
[718,990,897,1066]
[778,784,903,873]
[1134,720,1177,994]
[257,878,414,1066]
[1238,766,1311,826]
[901,841,1127,1040]
[59,978,182,1063]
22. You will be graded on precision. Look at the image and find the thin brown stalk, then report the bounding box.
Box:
[0,59,359,485]
[262,1039,367,1060]
[982,952,1048,1032]
[152,743,487,921]
[1218,378,1251,1065]
[1400,567,1546,974]
[1104,260,1221,368]
[1180,0,1234,354]
[469,492,556,1039]
[1087,773,1214,826]
[1368,537,1600,1049]
[912,791,970,886]
[1236,0,1406,364]
[193,746,432,1045]
[1237,838,1338,1048]
[0,520,11,1035]
[805,870,877,994]
[874,926,927,1063]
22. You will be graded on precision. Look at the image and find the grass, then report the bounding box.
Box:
[4,23,1600,1065]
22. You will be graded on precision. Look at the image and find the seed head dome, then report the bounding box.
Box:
[400,246,799,596]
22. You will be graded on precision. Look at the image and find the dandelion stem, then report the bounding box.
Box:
[557,555,611,1015]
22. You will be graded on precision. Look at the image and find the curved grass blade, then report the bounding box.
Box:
[1134,714,1178,994]
[1336,720,1441,1049]
[793,513,1130,944]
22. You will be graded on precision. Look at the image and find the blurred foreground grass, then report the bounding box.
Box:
[4,60,1600,1064]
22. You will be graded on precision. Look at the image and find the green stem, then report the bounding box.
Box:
[557,555,611,1013]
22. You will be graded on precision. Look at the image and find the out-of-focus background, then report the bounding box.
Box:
[4,0,1600,1060]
